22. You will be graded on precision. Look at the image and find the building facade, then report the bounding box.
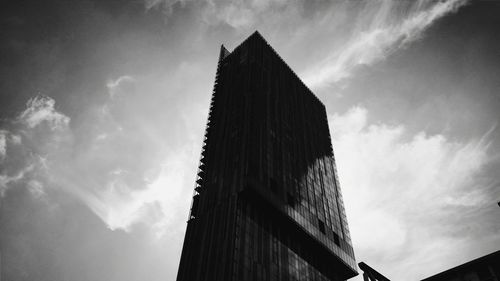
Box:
[421,250,500,281]
[176,31,357,281]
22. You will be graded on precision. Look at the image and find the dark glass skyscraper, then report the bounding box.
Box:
[177,31,357,281]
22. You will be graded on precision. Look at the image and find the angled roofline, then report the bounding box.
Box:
[421,250,500,281]
[221,30,326,108]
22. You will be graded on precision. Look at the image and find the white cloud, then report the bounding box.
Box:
[0,130,6,160]
[66,146,195,232]
[0,164,35,197]
[1,78,201,235]
[212,3,255,29]
[143,0,468,89]
[107,75,135,99]
[18,95,70,130]
[330,106,495,280]
[10,134,21,144]
[303,0,468,89]
[145,0,297,30]
[0,97,67,197]
[144,0,189,12]
[27,180,45,198]
[202,0,283,29]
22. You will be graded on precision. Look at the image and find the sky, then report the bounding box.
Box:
[1,0,499,280]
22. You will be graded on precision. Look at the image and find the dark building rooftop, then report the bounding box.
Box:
[421,250,500,281]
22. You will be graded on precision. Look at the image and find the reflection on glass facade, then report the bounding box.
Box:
[177,31,357,281]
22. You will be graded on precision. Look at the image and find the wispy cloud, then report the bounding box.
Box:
[144,0,190,12]
[144,0,301,30]
[48,145,194,233]
[144,0,468,90]
[0,75,199,234]
[0,130,6,160]
[107,75,135,99]
[303,0,468,89]
[0,163,35,197]
[0,96,70,197]
[201,0,293,30]
[331,106,498,280]
[18,95,70,130]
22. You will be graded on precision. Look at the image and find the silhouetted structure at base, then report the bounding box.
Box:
[176,31,357,281]
[358,262,390,281]
[421,250,500,281]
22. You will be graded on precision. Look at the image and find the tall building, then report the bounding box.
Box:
[177,31,357,281]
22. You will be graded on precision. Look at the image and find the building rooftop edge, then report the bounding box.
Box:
[420,250,500,280]
[222,30,326,109]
